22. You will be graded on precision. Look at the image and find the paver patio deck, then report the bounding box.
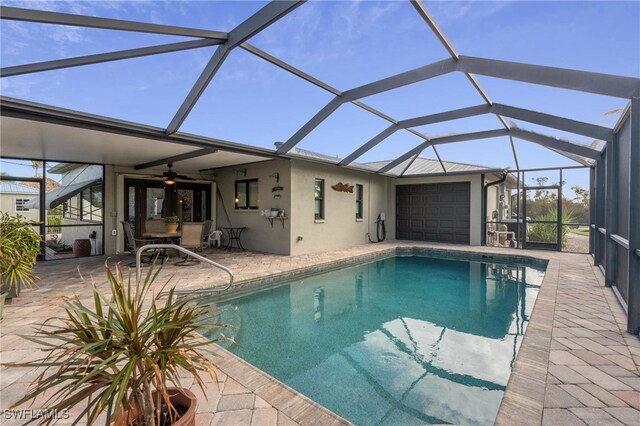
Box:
[1,242,638,425]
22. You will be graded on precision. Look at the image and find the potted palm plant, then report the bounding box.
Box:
[163,215,180,233]
[3,262,226,425]
[0,212,41,318]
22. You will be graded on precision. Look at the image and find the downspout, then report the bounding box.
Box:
[483,171,508,245]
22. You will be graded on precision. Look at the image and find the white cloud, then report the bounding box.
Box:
[426,1,512,25]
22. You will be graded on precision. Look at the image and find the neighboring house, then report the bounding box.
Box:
[0,182,41,222]
[24,163,104,256]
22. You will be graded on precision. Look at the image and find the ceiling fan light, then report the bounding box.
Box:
[164,178,176,185]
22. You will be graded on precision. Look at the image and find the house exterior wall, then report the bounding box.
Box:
[102,158,490,256]
[214,159,291,255]
[387,174,484,246]
[289,160,387,256]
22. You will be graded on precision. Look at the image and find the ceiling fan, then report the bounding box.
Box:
[152,163,196,185]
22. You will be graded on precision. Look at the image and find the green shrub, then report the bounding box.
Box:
[47,214,62,233]
[0,212,41,291]
[527,211,575,248]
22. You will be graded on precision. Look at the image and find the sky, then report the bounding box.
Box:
[1,0,639,195]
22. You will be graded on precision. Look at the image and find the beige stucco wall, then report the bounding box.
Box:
[289,160,387,256]
[387,174,484,246]
[215,159,291,255]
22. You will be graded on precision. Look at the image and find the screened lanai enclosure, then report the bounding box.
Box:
[0,1,638,333]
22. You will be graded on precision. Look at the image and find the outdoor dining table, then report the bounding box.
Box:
[222,227,246,251]
[142,231,182,260]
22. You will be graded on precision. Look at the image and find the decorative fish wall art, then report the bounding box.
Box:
[331,182,354,193]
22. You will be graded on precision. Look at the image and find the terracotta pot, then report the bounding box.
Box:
[113,388,197,426]
[73,239,92,257]
[165,223,179,233]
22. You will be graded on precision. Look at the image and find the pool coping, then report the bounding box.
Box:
[202,245,555,426]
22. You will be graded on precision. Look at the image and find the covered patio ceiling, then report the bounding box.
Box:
[1,1,639,176]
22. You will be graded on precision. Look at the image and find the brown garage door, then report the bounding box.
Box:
[396,182,470,244]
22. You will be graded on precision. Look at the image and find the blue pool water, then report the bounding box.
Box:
[203,255,546,426]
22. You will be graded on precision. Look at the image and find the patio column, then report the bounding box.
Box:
[594,159,606,267]
[627,94,640,334]
[605,129,618,288]
[589,166,595,256]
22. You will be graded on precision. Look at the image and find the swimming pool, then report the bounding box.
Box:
[204,254,546,425]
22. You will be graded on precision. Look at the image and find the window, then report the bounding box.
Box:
[15,199,30,211]
[314,179,324,220]
[235,179,259,209]
[355,184,363,219]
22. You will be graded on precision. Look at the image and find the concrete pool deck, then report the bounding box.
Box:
[1,242,638,425]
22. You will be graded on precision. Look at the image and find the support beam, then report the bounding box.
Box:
[165,45,230,134]
[605,141,618,288]
[166,1,303,135]
[491,103,613,142]
[377,141,431,174]
[338,125,399,166]
[405,129,447,172]
[276,96,343,155]
[510,128,601,160]
[377,129,508,174]
[341,58,457,102]
[457,56,640,99]
[134,148,216,170]
[594,159,606,265]
[241,43,340,96]
[0,6,227,40]
[1,39,222,78]
[509,136,520,170]
[430,129,509,146]
[410,0,511,133]
[627,95,640,334]
[338,105,489,166]
[400,153,421,177]
[399,105,489,128]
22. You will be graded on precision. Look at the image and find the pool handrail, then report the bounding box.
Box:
[135,244,234,297]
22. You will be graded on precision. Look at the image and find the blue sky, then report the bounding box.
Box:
[2,0,639,193]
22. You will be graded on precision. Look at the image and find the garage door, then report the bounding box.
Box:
[396,182,470,244]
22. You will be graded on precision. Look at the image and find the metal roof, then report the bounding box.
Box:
[0,182,39,193]
[364,157,502,177]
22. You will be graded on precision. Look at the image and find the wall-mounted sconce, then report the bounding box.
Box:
[269,172,280,183]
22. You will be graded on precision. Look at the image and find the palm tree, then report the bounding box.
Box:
[31,161,43,176]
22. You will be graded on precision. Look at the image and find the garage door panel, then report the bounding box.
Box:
[396,182,470,244]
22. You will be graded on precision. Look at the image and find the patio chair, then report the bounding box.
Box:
[175,222,205,266]
[120,221,158,266]
[211,230,222,248]
[202,220,213,248]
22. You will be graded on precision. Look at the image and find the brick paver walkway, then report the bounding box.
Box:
[1,242,638,425]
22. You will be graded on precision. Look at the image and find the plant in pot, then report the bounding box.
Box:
[3,262,226,425]
[163,215,180,233]
[0,212,41,318]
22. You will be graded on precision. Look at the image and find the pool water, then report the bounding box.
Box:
[203,255,545,426]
